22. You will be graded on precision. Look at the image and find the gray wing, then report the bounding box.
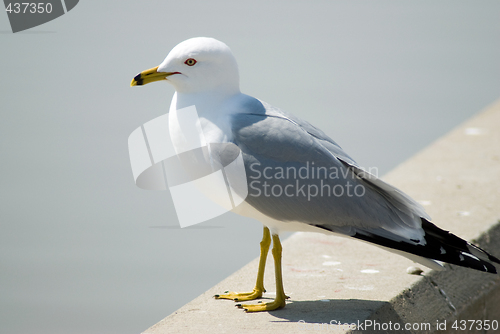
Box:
[230,97,427,244]
[229,97,500,274]
[262,100,431,221]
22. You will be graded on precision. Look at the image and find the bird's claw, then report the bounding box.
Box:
[236,298,286,312]
[214,288,264,301]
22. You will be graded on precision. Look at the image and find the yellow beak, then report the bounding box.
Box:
[130,66,178,86]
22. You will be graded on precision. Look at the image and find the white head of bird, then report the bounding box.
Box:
[132,37,240,98]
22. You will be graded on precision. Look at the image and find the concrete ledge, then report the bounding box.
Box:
[142,99,500,334]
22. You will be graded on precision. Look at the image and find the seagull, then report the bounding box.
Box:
[130,37,500,312]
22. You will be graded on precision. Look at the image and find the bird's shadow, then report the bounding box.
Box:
[262,298,402,327]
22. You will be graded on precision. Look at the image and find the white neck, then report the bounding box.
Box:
[171,90,242,118]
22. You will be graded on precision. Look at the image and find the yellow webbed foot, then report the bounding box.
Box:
[214,227,289,313]
[236,295,286,312]
[214,288,264,301]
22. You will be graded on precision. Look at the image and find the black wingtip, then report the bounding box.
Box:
[487,253,500,265]
[420,219,499,274]
[316,219,500,274]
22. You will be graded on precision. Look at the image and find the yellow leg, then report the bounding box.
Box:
[237,234,287,312]
[214,227,271,301]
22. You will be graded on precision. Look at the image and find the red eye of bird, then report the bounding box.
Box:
[184,58,197,66]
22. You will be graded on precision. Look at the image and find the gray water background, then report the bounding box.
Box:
[1,1,499,333]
